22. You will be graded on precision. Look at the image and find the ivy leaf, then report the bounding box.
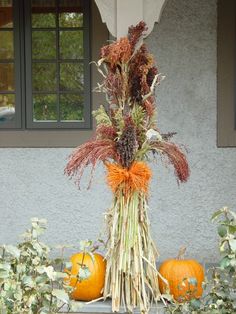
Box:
[188,278,198,286]
[0,270,9,279]
[5,245,20,259]
[190,298,201,309]
[52,289,69,304]
[55,271,67,279]
[230,258,236,267]
[44,266,56,280]
[229,239,236,252]
[212,209,224,221]
[78,266,91,281]
[22,275,34,288]
[65,261,72,269]
[220,256,231,269]
[218,225,227,237]
[228,225,236,234]
[80,240,92,251]
[70,300,83,311]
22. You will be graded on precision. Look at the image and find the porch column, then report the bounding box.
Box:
[94,0,167,38]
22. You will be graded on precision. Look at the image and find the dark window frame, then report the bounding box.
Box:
[0,0,108,147]
[0,0,22,129]
[0,0,91,130]
[217,0,236,147]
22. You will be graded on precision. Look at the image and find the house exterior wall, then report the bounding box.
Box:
[0,0,234,263]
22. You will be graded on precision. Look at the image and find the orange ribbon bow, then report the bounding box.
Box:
[105,161,152,197]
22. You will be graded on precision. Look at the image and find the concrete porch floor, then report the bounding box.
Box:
[61,300,166,314]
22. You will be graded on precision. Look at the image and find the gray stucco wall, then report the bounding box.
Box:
[0,0,234,263]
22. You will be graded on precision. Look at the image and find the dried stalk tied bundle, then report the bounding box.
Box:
[104,162,160,313]
[65,21,190,314]
[104,191,160,313]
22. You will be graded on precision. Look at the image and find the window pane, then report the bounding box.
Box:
[0,0,13,28]
[60,31,83,59]
[33,94,57,121]
[60,94,84,121]
[0,94,15,122]
[59,0,83,20]
[32,0,56,28]
[0,31,13,59]
[32,13,56,28]
[59,12,83,28]
[0,63,14,91]
[32,63,56,91]
[60,63,83,91]
[32,31,56,59]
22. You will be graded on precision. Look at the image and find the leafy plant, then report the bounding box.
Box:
[165,207,236,313]
[0,218,83,314]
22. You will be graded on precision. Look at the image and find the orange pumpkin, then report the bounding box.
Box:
[66,252,106,301]
[158,248,204,302]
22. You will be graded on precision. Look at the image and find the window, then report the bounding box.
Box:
[0,0,21,128]
[0,0,91,130]
[217,0,236,146]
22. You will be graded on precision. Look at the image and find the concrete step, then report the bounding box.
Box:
[61,300,166,314]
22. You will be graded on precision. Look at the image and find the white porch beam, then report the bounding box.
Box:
[94,0,167,38]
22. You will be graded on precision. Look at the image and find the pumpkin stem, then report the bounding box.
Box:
[177,246,187,259]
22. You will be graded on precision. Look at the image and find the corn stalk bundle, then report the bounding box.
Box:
[65,22,190,313]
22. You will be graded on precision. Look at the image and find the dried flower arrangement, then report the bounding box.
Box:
[65,21,190,313]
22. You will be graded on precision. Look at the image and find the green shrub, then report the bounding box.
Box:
[0,218,83,314]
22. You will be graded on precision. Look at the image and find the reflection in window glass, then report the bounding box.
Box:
[33,94,57,121]
[32,13,56,28]
[0,63,14,91]
[30,0,87,125]
[60,31,83,59]
[32,31,56,59]
[0,0,13,28]
[60,63,83,91]
[32,63,56,91]
[59,12,83,27]
[0,31,14,59]
[0,94,15,122]
[60,94,84,121]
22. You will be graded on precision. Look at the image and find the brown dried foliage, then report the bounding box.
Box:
[116,123,137,168]
[128,21,148,51]
[101,37,132,69]
[65,139,118,187]
[152,141,190,183]
[96,125,117,140]
[129,44,158,101]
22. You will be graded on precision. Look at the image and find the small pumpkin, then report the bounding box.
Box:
[158,247,204,302]
[66,252,106,301]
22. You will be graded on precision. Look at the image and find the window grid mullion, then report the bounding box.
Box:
[0,60,15,63]
[25,0,91,130]
[56,0,60,123]
[31,27,84,31]
[31,59,84,63]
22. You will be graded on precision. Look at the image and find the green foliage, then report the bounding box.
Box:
[92,105,112,126]
[0,218,84,314]
[131,104,145,126]
[165,207,236,313]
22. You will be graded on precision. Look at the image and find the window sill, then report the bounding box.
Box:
[0,129,95,147]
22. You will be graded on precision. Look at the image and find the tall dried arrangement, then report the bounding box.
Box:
[65,22,189,313]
